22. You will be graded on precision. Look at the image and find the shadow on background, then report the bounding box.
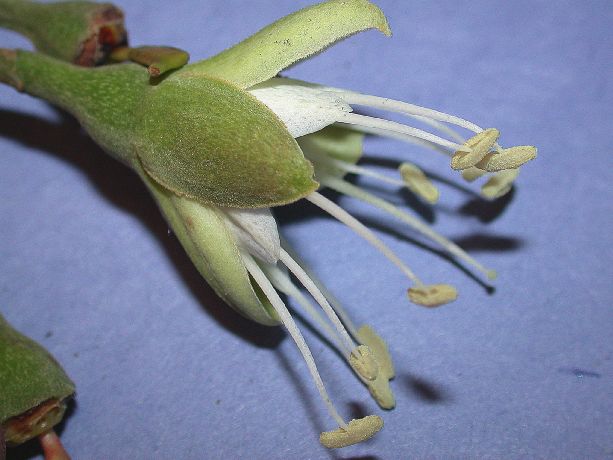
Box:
[0,108,286,350]
[402,373,453,405]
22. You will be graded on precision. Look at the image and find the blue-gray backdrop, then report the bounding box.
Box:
[1,1,612,458]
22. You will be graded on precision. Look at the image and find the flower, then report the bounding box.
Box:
[0,0,537,450]
[136,1,535,446]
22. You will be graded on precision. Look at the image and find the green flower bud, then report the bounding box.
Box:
[0,313,75,447]
[0,0,127,66]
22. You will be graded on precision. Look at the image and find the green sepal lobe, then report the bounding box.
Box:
[140,170,280,325]
[136,75,318,208]
[180,0,391,89]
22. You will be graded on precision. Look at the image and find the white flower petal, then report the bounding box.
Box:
[249,78,352,138]
[224,207,280,264]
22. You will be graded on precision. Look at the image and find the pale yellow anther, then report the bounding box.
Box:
[407,284,458,307]
[357,325,394,379]
[367,374,396,410]
[461,166,487,182]
[474,145,537,172]
[451,128,499,170]
[319,415,384,449]
[349,345,379,381]
[399,162,440,204]
[481,168,519,199]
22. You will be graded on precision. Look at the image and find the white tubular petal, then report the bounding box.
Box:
[249,79,352,138]
[224,207,280,264]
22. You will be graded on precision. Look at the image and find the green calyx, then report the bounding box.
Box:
[0,0,393,209]
[4,49,318,208]
[0,0,391,325]
[140,168,279,325]
[0,313,75,446]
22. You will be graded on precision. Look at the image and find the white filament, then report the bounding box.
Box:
[241,252,348,430]
[307,192,423,286]
[320,175,496,280]
[259,261,342,349]
[336,91,484,134]
[279,248,356,356]
[338,113,467,152]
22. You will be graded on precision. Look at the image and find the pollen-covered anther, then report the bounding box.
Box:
[367,373,396,410]
[451,128,499,170]
[319,415,384,449]
[474,145,537,172]
[481,169,519,199]
[349,345,379,381]
[407,284,458,307]
[357,325,394,379]
[399,162,440,204]
[461,166,487,182]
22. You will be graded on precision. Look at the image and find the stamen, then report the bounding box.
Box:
[451,128,500,170]
[481,168,519,199]
[306,192,424,287]
[333,91,484,133]
[337,112,468,152]
[279,248,356,352]
[461,167,487,182]
[277,243,394,408]
[241,252,348,430]
[357,325,395,379]
[318,175,497,281]
[281,239,361,339]
[351,327,397,409]
[475,146,537,172]
[320,415,384,449]
[409,114,468,144]
[259,261,342,349]
[279,249,378,380]
[349,345,379,381]
[399,162,440,204]
[407,283,458,307]
[307,150,406,188]
[366,372,396,410]
[342,123,453,157]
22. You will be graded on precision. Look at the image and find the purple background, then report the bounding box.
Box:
[1,1,612,458]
